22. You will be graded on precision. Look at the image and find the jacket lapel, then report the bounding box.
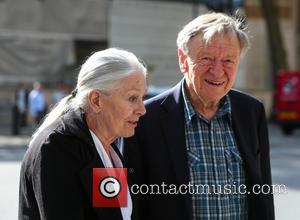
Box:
[79,154,123,220]
[230,91,263,185]
[61,109,123,219]
[160,82,192,220]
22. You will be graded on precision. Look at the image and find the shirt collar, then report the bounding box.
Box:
[89,130,123,168]
[181,79,197,122]
[181,79,232,123]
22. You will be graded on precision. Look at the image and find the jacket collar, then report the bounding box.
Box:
[58,108,95,147]
[229,90,263,186]
[160,81,188,184]
[159,81,193,220]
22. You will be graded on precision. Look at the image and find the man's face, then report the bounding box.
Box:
[178,33,241,105]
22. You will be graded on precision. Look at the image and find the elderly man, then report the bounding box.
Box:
[124,12,274,220]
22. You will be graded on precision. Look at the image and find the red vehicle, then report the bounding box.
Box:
[274,70,300,135]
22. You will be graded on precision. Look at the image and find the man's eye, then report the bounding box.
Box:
[200,57,213,65]
[223,59,235,65]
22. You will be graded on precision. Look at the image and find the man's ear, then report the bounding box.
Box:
[178,48,188,74]
[87,90,102,113]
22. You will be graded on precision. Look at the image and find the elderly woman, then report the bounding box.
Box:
[19,48,147,220]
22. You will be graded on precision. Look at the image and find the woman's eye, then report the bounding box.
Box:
[129,96,138,102]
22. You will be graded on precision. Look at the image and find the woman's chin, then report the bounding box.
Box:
[119,129,135,138]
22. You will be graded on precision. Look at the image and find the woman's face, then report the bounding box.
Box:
[98,72,147,138]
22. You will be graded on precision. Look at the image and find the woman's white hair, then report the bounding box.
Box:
[30,48,147,145]
[177,12,249,56]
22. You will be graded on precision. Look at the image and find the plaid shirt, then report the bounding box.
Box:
[182,82,248,220]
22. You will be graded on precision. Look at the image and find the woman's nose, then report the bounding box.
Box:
[137,101,146,116]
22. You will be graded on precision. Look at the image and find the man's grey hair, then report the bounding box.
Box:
[30,48,147,145]
[177,12,249,56]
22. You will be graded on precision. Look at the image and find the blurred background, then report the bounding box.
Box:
[0,0,299,219]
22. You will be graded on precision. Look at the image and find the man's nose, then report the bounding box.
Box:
[209,60,224,77]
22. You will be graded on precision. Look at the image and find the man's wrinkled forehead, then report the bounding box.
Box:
[187,32,241,52]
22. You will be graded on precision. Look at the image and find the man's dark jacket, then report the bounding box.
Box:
[19,109,125,220]
[124,82,275,220]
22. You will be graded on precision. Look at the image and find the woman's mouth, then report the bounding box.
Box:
[128,120,138,126]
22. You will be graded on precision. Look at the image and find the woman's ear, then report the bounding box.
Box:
[178,48,189,74]
[87,90,102,113]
